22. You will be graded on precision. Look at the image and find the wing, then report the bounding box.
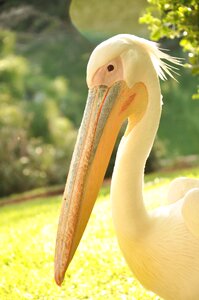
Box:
[167,177,199,204]
[182,188,199,238]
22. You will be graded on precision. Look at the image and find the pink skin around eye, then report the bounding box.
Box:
[90,56,124,88]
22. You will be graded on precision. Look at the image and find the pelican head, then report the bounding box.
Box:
[54,34,178,285]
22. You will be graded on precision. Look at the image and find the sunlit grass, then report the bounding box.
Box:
[0,168,199,299]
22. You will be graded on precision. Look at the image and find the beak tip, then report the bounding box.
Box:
[54,266,65,286]
[54,272,64,287]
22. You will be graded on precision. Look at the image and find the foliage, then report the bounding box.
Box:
[0,128,75,196]
[0,168,198,299]
[0,30,77,196]
[140,0,199,98]
[159,70,199,156]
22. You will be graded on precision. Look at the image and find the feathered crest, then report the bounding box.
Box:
[139,39,183,81]
[117,35,183,81]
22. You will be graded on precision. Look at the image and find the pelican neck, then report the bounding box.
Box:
[111,72,162,238]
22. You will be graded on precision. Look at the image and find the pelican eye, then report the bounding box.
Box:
[107,64,114,72]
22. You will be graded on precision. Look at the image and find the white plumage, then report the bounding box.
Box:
[55,34,199,300]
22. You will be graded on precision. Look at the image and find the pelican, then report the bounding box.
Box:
[54,34,199,300]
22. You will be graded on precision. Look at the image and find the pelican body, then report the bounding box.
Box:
[54,34,199,300]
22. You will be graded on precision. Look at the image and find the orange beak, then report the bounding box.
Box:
[54,80,146,285]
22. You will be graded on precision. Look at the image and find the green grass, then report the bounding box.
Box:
[0,168,199,300]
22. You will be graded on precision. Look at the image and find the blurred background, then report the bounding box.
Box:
[0,0,198,198]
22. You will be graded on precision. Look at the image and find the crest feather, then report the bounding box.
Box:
[115,35,183,81]
[140,39,183,80]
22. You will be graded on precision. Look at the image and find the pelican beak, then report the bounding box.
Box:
[54,80,140,286]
